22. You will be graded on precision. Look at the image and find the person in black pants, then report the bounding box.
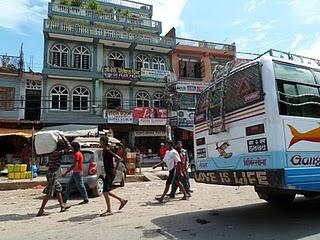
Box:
[99,136,128,216]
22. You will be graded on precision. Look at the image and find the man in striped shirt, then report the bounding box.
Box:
[37,134,72,217]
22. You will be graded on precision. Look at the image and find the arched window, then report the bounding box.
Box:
[136,54,149,69]
[72,87,89,111]
[73,46,90,70]
[153,92,166,108]
[109,51,124,68]
[152,56,165,70]
[50,85,69,110]
[136,91,150,107]
[50,44,69,67]
[106,89,122,109]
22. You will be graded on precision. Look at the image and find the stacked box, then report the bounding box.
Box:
[7,164,29,180]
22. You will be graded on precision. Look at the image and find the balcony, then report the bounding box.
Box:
[49,3,161,33]
[44,19,175,50]
[0,54,23,73]
[176,37,236,54]
[99,0,152,13]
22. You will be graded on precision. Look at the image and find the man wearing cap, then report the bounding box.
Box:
[152,142,166,170]
[155,139,189,203]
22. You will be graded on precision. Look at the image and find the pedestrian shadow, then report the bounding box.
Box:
[0,213,36,222]
[58,213,98,223]
[140,200,174,207]
[45,203,80,210]
[151,196,320,240]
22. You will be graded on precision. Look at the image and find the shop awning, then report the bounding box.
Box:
[41,124,98,137]
[0,128,33,138]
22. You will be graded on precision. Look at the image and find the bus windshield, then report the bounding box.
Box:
[275,62,320,118]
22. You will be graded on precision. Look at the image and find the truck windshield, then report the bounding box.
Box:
[275,62,320,118]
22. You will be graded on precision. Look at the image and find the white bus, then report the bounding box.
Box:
[193,49,320,204]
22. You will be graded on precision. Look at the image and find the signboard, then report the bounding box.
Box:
[134,131,166,137]
[194,170,278,186]
[140,68,170,81]
[287,152,320,167]
[247,138,268,153]
[105,111,133,124]
[177,110,194,127]
[133,107,167,119]
[138,118,167,126]
[103,66,140,81]
[176,82,208,93]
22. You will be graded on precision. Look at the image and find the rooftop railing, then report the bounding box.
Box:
[0,54,23,72]
[50,3,161,31]
[99,0,152,11]
[44,19,174,48]
[176,37,236,53]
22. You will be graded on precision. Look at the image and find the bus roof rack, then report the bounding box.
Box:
[255,49,320,68]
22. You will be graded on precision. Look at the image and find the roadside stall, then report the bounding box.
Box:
[0,128,34,179]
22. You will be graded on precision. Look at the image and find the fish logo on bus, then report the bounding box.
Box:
[288,124,320,148]
[216,142,233,158]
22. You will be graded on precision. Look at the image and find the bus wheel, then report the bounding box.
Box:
[259,193,296,205]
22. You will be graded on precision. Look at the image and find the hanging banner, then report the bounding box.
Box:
[133,107,167,119]
[177,110,195,127]
[140,68,171,81]
[175,82,208,93]
[103,67,140,81]
[105,110,133,124]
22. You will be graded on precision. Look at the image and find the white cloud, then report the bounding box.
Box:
[0,0,48,33]
[296,34,320,59]
[231,20,243,26]
[287,0,320,24]
[124,0,187,35]
[290,33,304,51]
[245,0,266,12]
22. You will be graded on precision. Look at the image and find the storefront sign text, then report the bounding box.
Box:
[106,111,133,124]
[138,118,167,126]
[290,154,320,167]
[134,131,166,137]
[103,67,140,81]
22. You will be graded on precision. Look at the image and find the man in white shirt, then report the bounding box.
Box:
[155,139,189,203]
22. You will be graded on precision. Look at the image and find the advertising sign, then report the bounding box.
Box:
[106,111,133,124]
[176,82,208,93]
[103,66,140,81]
[133,107,167,119]
[177,110,195,127]
[134,131,166,137]
[138,118,167,126]
[140,68,170,81]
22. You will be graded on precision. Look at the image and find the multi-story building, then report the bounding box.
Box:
[0,51,42,129]
[170,37,236,151]
[42,0,176,152]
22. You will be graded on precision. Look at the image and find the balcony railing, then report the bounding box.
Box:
[99,0,152,12]
[176,37,236,53]
[44,19,174,48]
[0,54,23,72]
[50,3,161,32]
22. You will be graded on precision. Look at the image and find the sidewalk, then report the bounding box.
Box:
[0,167,168,191]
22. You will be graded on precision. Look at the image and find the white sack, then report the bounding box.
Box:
[35,130,61,155]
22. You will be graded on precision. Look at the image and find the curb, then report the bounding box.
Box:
[0,174,150,191]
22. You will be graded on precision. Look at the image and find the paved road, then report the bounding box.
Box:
[1,172,320,240]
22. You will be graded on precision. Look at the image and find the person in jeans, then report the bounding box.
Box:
[37,134,72,217]
[155,139,189,203]
[100,136,128,216]
[168,141,191,198]
[62,142,89,205]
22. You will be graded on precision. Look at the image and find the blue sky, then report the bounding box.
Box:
[0,0,320,72]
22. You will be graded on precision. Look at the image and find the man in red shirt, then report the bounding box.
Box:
[63,142,89,205]
[152,143,166,170]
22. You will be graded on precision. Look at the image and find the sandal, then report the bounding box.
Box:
[155,197,164,203]
[60,205,71,212]
[118,200,128,211]
[100,211,113,217]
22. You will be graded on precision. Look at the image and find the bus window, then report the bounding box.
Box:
[276,64,320,118]
[314,71,320,84]
[274,63,316,85]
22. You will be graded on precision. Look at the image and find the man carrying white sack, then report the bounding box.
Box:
[37,134,73,217]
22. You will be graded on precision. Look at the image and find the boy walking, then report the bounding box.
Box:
[100,136,128,216]
[62,142,89,205]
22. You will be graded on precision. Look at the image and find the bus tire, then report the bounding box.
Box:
[258,192,296,205]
